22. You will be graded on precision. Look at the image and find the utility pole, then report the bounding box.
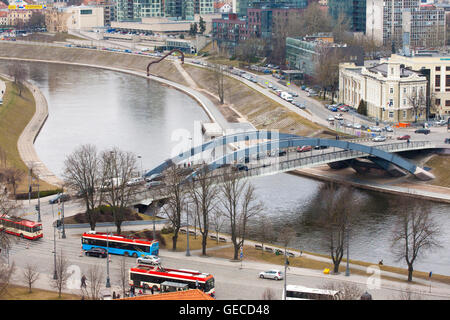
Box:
[53,223,58,280]
[345,225,350,277]
[283,247,288,300]
[106,230,111,288]
[61,191,66,239]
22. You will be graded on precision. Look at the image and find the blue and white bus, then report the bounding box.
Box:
[82,232,159,257]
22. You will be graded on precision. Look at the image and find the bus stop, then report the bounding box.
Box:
[160,281,189,293]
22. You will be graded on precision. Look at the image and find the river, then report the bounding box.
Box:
[2,61,449,275]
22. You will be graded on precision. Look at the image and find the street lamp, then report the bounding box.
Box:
[53,222,58,280]
[37,177,41,222]
[61,190,66,239]
[186,203,190,257]
[137,155,143,176]
[106,230,111,288]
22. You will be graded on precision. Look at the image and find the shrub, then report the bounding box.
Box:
[161,226,174,234]
[15,188,62,200]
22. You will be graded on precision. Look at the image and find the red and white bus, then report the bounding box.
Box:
[0,215,43,240]
[129,265,215,297]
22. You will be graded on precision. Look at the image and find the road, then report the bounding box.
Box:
[3,196,450,300]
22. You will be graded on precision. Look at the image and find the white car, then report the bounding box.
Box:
[369,126,382,132]
[259,270,283,280]
[327,116,335,122]
[334,114,344,120]
[353,123,362,129]
[137,255,161,265]
[373,135,387,142]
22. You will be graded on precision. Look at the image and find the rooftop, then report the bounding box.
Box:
[119,289,215,300]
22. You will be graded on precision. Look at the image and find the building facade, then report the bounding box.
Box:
[366,0,446,49]
[385,52,450,117]
[328,0,366,33]
[339,61,428,122]
[286,34,364,79]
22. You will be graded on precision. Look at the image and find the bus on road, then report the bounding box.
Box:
[129,265,215,297]
[81,232,159,257]
[282,285,342,300]
[0,215,43,240]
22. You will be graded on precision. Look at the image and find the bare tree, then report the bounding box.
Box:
[212,64,225,104]
[322,281,364,300]
[100,148,138,234]
[261,288,277,300]
[188,165,218,255]
[0,262,15,298]
[117,256,128,298]
[83,264,104,300]
[210,208,226,244]
[22,263,40,293]
[315,46,343,103]
[7,62,27,97]
[63,144,103,231]
[390,198,441,282]
[315,183,357,274]
[406,87,427,122]
[252,213,275,253]
[219,170,263,260]
[160,164,188,251]
[3,168,24,196]
[51,250,71,298]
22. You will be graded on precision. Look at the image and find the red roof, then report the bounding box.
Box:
[119,289,214,300]
[0,11,7,17]
[0,2,7,9]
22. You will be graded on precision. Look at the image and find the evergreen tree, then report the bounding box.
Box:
[199,16,206,34]
[357,99,367,116]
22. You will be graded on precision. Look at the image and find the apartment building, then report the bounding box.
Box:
[366,0,446,49]
[328,0,366,33]
[339,61,428,122]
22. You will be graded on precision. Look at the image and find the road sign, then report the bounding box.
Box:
[240,247,243,259]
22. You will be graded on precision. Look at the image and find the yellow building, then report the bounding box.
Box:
[8,9,32,26]
[384,53,450,118]
[339,61,428,123]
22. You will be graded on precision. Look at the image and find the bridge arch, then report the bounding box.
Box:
[186,137,421,181]
[144,130,302,178]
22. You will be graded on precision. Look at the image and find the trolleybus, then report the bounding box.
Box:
[0,215,43,240]
[129,265,215,297]
[81,232,159,257]
[283,285,342,300]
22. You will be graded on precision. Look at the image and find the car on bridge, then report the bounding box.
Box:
[146,181,163,188]
[296,145,312,153]
[397,135,411,140]
[314,145,329,150]
[415,128,430,135]
[373,135,387,142]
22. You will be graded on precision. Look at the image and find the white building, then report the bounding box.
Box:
[339,61,428,122]
[66,6,104,31]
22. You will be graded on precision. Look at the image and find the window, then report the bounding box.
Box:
[447,66,450,71]
[80,9,92,15]
[436,66,441,71]
[389,111,394,118]
[390,87,394,94]
[446,100,450,106]
[403,110,407,118]
[436,75,440,87]
[436,99,441,106]
[446,75,450,87]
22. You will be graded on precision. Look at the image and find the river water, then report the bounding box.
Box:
[2,61,449,275]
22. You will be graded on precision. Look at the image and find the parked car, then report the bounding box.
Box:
[334,114,344,120]
[445,138,450,144]
[397,135,411,140]
[415,128,430,135]
[373,135,387,142]
[137,255,161,265]
[259,270,283,280]
[296,145,312,153]
[338,106,349,112]
[345,122,353,128]
[49,193,70,204]
[361,124,369,131]
[327,115,335,122]
[85,247,107,258]
[384,126,394,132]
[353,123,362,129]
[289,91,298,97]
[434,119,446,126]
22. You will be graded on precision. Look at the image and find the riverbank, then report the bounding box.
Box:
[0,75,57,192]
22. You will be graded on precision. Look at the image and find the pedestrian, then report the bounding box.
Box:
[407,138,410,144]
[80,275,87,289]
[113,291,116,299]
[150,286,154,295]
[143,285,146,294]
[117,293,120,299]
[378,259,383,266]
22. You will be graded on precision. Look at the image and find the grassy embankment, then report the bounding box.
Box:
[0,286,80,300]
[21,32,85,43]
[424,155,450,188]
[183,64,331,137]
[0,78,57,193]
